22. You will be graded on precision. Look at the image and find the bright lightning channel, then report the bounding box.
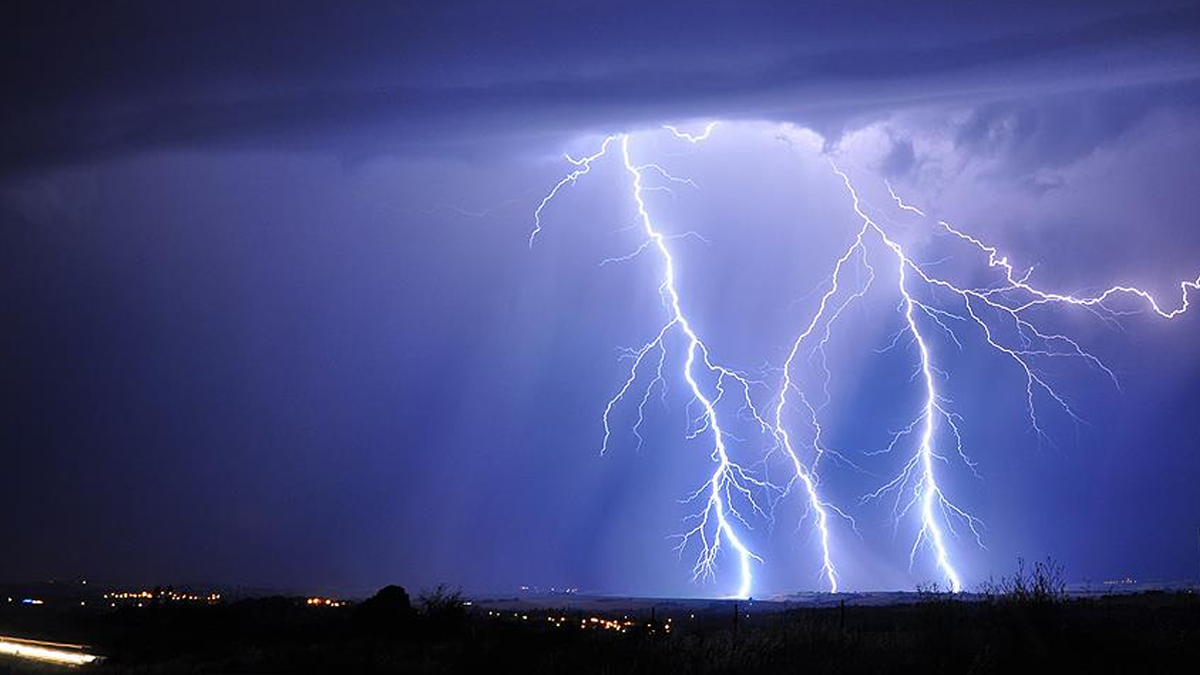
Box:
[662,122,719,144]
[530,129,802,598]
[800,166,983,592]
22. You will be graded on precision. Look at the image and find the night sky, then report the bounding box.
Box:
[3,1,1200,598]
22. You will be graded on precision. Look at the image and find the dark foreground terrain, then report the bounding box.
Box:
[1,585,1198,674]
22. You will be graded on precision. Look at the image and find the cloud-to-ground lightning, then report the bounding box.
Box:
[791,166,985,592]
[530,122,1200,597]
[530,129,807,598]
[789,161,1197,592]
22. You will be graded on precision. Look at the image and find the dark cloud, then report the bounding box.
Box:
[4,1,1200,176]
[953,79,1200,171]
[878,137,916,177]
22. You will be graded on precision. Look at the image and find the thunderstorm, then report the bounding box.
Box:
[10,3,1200,671]
[530,123,1200,599]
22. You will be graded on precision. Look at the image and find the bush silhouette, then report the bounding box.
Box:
[979,556,1067,606]
[354,584,414,631]
[419,584,466,634]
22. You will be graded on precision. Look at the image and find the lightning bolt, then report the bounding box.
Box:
[662,122,719,144]
[801,162,1197,592]
[529,136,618,248]
[796,166,981,592]
[529,121,1200,598]
[532,130,787,598]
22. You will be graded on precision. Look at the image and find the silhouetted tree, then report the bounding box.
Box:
[354,584,414,632]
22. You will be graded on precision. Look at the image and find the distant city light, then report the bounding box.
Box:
[485,608,667,634]
[305,597,346,608]
[104,589,221,604]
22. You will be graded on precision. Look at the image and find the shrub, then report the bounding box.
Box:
[979,557,1066,606]
[419,584,466,634]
